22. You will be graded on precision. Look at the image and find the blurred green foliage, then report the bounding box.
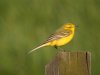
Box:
[0,0,100,75]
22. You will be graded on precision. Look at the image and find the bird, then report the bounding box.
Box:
[28,23,76,54]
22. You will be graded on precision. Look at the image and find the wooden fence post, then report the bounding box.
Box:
[45,51,91,75]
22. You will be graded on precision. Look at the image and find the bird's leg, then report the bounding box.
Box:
[54,45,65,52]
[54,45,58,49]
[54,45,59,54]
[59,47,65,52]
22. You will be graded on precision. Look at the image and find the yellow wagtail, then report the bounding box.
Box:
[28,23,76,54]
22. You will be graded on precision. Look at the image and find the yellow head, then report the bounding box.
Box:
[63,23,75,30]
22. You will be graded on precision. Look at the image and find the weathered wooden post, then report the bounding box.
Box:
[45,51,91,75]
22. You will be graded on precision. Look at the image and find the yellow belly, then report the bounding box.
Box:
[50,33,74,46]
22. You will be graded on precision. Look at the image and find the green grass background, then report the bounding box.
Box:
[0,0,100,75]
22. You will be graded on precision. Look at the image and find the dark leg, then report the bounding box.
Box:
[54,45,58,49]
[59,47,65,52]
[54,45,65,52]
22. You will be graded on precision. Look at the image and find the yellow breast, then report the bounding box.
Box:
[50,32,74,46]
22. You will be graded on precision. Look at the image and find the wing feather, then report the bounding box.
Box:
[44,30,72,43]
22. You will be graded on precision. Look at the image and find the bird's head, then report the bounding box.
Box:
[63,23,75,30]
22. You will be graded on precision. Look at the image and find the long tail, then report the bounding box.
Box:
[28,43,49,54]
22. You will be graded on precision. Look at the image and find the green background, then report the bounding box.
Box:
[0,0,100,75]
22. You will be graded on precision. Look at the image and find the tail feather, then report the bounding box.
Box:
[28,43,48,54]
